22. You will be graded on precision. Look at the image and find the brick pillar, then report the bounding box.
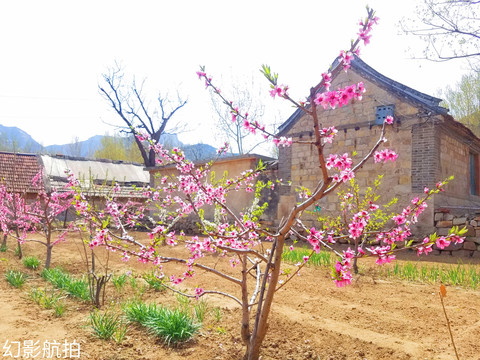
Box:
[411,121,441,192]
[278,145,292,196]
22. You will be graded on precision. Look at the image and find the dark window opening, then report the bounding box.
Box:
[375,105,395,125]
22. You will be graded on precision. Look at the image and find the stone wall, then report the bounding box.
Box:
[434,208,480,258]
[276,69,427,229]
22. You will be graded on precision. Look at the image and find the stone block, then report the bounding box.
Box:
[463,241,478,251]
[451,250,473,258]
[434,213,444,221]
[453,217,467,226]
[470,237,480,245]
[464,225,476,237]
[445,214,454,221]
[436,228,450,236]
[436,220,453,228]
[472,251,480,259]
[470,220,478,227]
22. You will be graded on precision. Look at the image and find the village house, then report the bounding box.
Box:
[0,151,150,202]
[276,55,480,257]
[0,151,43,198]
[147,154,277,233]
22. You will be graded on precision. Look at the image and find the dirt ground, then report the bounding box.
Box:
[0,233,479,360]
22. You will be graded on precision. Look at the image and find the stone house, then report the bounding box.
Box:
[276,56,480,256]
[147,154,277,232]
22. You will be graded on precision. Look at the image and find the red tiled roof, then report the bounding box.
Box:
[0,152,43,194]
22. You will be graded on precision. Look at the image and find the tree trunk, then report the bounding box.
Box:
[353,238,359,274]
[1,234,6,248]
[14,228,22,259]
[45,245,52,269]
[245,237,284,360]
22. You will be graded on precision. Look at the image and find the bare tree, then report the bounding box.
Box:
[68,136,83,157]
[210,75,272,155]
[402,0,480,68]
[99,65,187,167]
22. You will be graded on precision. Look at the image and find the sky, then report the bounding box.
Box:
[0,0,472,150]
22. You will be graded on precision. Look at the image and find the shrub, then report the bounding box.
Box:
[5,270,28,288]
[23,256,41,270]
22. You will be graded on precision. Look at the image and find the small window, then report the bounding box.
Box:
[469,153,479,195]
[375,105,395,125]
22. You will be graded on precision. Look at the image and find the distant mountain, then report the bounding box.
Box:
[44,135,104,157]
[183,143,217,161]
[0,124,216,162]
[0,124,43,153]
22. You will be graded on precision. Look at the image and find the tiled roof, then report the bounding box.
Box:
[0,152,43,194]
[278,55,448,136]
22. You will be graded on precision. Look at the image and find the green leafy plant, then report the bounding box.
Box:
[23,256,41,270]
[142,271,166,292]
[5,269,28,288]
[0,243,7,252]
[211,306,223,323]
[216,326,227,335]
[282,247,334,267]
[382,261,480,289]
[176,293,191,312]
[29,287,66,316]
[111,273,127,291]
[144,308,200,346]
[54,301,66,317]
[123,300,165,325]
[193,299,209,323]
[42,268,90,301]
[89,310,127,342]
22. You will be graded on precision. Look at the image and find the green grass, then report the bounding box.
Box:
[144,307,200,345]
[41,268,90,301]
[123,299,200,346]
[211,306,222,323]
[284,247,480,290]
[111,273,127,291]
[0,244,7,252]
[193,299,208,323]
[23,256,41,270]
[29,287,66,316]
[123,300,165,325]
[381,261,480,289]
[89,310,127,342]
[5,270,28,288]
[282,247,335,267]
[142,271,166,292]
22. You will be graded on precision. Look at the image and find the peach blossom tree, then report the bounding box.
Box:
[69,7,466,360]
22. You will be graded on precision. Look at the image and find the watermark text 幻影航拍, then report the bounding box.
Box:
[2,339,80,358]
